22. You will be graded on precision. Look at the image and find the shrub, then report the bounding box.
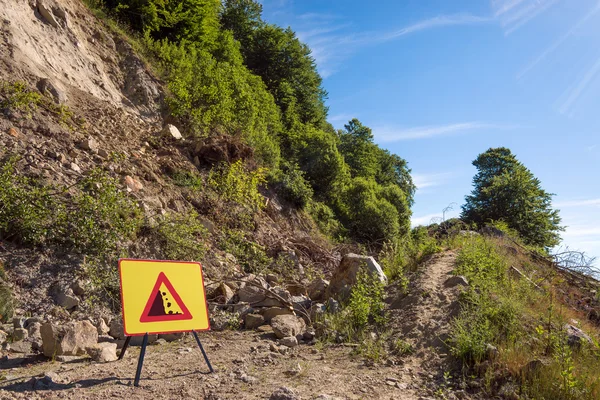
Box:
[63,169,143,255]
[0,81,42,116]
[0,280,14,323]
[208,160,266,210]
[272,161,313,208]
[155,210,208,261]
[0,156,56,245]
[219,229,271,273]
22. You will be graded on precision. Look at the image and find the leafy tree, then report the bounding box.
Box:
[244,25,328,127]
[461,147,563,248]
[219,0,264,51]
[338,119,379,179]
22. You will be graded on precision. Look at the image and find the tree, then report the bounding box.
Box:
[219,0,264,51]
[338,119,378,179]
[461,147,563,248]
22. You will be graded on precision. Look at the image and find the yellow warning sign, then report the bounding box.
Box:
[119,259,210,336]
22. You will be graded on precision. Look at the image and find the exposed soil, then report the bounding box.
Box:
[1,252,471,400]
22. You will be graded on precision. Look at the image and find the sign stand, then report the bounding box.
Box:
[118,330,214,387]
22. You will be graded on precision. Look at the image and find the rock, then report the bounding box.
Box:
[94,319,109,336]
[314,396,343,400]
[303,328,316,341]
[271,315,306,339]
[279,336,298,348]
[214,283,235,304]
[69,162,81,173]
[162,124,183,140]
[55,288,80,310]
[98,335,115,344]
[308,278,329,301]
[239,373,257,384]
[124,175,143,192]
[25,317,43,328]
[13,328,28,341]
[130,335,158,346]
[244,314,265,330]
[41,321,98,357]
[238,279,268,304]
[109,319,124,339]
[327,254,387,299]
[232,302,251,316]
[86,343,117,362]
[37,0,60,28]
[444,276,469,288]
[270,387,301,400]
[158,333,184,342]
[565,324,593,348]
[79,137,99,153]
[310,303,326,321]
[480,226,505,238]
[36,78,66,104]
[486,343,498,359]
[13,317,25,329]
[9,341,33,354]
[521,359,548,377]
[262,307,294,322]
[55,355,85,362]
[326,298,340,314]
[98,149,110,158]
[7,127,19,138]
[0,330,7,344]
[266,274,279,284]
[28,322,42,339]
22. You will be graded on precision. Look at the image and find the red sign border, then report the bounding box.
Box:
[118,258,211,336]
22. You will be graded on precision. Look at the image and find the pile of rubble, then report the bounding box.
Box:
[0,253,387,362]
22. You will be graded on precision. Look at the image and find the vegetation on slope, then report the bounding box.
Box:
[87,0,415,245]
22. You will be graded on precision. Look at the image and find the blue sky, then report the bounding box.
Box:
[259,0,600,265]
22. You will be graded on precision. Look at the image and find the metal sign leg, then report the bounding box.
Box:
[133,333,149,387]
[118,336,132,360]
[192,330,214,373]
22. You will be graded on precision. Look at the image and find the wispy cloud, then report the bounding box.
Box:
[492,0,561,34]
[412,172,454,190]
[517,2,600,79]
[586,144,598,152]
[558,55,600,116]
[556,198,600,208]
[290,12,490,77]
[373,122,511,142]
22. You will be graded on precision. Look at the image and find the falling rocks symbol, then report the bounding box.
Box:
[140,272,192,323]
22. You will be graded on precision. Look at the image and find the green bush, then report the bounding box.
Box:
[0,81,43,116]
[219,229,271,273]
[208,160,266,210]
[64,169,143,255]
[155,210,208,261]
[272,161,313,208]
[0,280,14,323]
[0,156,56,245]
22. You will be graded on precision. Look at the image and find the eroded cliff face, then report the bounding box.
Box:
[1,0,163,118]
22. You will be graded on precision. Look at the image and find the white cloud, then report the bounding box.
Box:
[412,172,454,190]
[381,14,491,41]
[411,213,443,226]
[555,198,600,208]
[373,122,510,142]
[558,55,600,116]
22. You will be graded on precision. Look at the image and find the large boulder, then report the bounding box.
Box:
[41,321,98,357]
[271,315,306,339]
[565,324,593,348]
[327,254,387,299]
[308,278,329,301]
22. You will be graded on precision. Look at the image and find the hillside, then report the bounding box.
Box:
[1,1,600,399]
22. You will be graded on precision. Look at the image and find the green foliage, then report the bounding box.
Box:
[272,161,313,208]
[461,147,563,248]
[0,156,56,245]
[338,119,379,179]
[155,210,208,261]
[208,160,266,210]
[0,156,142,257]
[0,81,43,116]
[219,229,271,273]
[306,200,344,239]
[347,269,386,328]
[64,169,143,255]
[0,280,14,323]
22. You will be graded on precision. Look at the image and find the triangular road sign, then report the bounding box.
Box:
[140,272,192,322]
